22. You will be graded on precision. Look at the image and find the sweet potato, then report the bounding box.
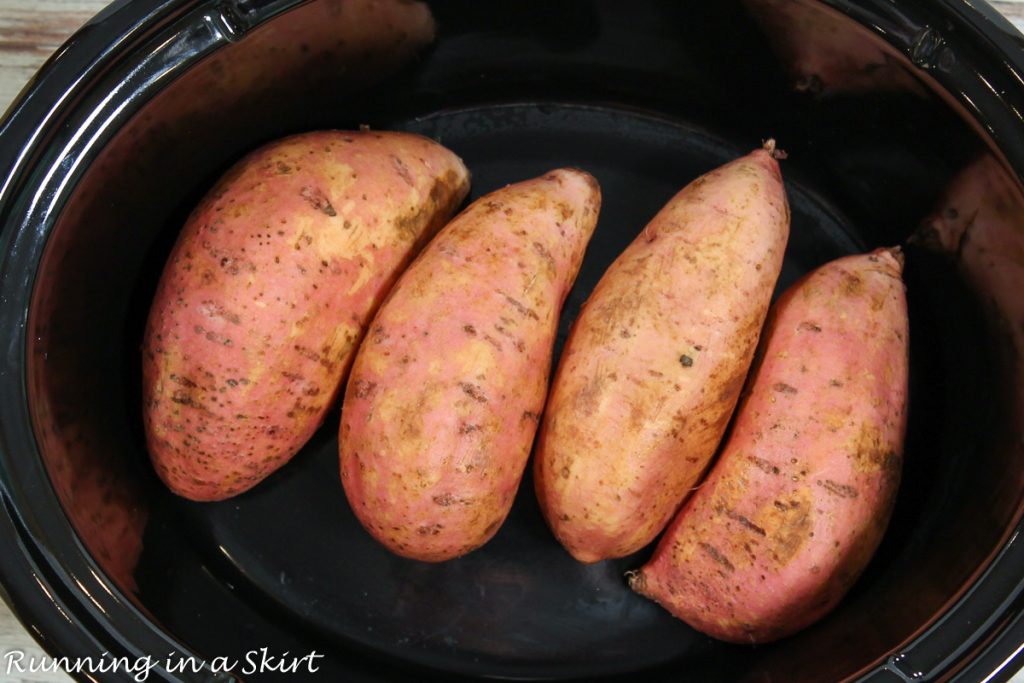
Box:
[143,130,469,501]
[629,248,909,643]
[340,169,601,562]
[744,0,926,97]
[915,153,1024,363]
[534,143,790,563]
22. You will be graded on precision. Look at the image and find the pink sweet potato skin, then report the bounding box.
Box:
[143,130,469,501]
[340,169,601,562]
[630,248,909,643]
[534,146,790,563]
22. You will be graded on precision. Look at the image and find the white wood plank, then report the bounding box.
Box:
[0,0,106,112]
[0,608,72,682]
[993,0,1024,33]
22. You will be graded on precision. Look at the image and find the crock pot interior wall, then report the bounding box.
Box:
[20,0,1024,680]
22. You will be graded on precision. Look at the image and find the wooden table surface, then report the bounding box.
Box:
[2,1,1024,681]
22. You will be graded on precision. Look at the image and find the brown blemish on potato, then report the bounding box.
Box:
[850,422,898,473]
[199,300,241,325]
[193,324,233,347]
[668,411,689,440]
[497,290,540,321]
[721,507,767,536]
[393,201,435,242]
[842,272,863,296]
[816,479,859,499]
[369,324,388,345]
[459,382,488,404]
[715,369,748,407]
[458,422,481,435]
[169,373,198,389]
[756,487,813,566]
[746,455,780,475]
[293,343,335,372]
[352,379,377,400]
[532,241,558,275]
[627,400,648,432]
[433,493,471,507]
[299,185,336,216]
[798,321,822,332]
[699,542,736,572]
[481,334,503,352]
[391,155,414,186]
[573,370,609,416]
[772,382,798,394]
[170,390,199,408]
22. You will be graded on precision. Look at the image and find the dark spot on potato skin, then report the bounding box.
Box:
[720,507,767,536]
[532,241,557,274]
[481,333,504,352]
[391,154,414,186]
[352,379,377,399]
[169,373,198,389]
[393,204,430,242]
[850,424,901,475]
[772,382,798,394]
[881,450,902,478]
[498,290,540,321]
[715,369,748,407]
[842,272,863,296]
[458,422,481,435]
[200,300,241,325]
[459,382,488,403]
[432,493,472,507]
[572,370,608,417]
[699,542,736,572]
[762,491,813,566]
[293,343,336,372]
[299,185,336,216]
[747,455,780,475]
[816,479,859,498]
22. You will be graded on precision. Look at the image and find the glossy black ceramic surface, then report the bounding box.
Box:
[2,1,1024,681]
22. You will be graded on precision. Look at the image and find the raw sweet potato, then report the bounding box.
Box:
[143,130,469,501]
[534,143,790,562]
[340,169,601,562]
[630,248,909,643]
